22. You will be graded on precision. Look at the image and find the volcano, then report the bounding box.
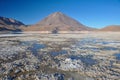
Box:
[25,12,92,31]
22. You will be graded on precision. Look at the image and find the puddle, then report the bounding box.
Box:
[77,38,102,45]
[29,43,46,54]
[69,55,97,66]
[114,53,120,60]
[49,50,67,56]
[80,47,100,52]
[79,46,118,51]
[100,47,118,51]
[97,41,120,45]
[99,41,109,45]
[20,41,46,58]
[77,38,120,45]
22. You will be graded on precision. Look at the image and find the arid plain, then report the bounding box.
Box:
[0,31,120,80]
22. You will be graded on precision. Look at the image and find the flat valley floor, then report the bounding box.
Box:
[0,32,120,80]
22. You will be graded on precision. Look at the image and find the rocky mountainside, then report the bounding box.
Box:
[1,12,119,32]
[0,16,24,26]
[0,16,25,32]
[100,25,120,31]
[24,12,92,31]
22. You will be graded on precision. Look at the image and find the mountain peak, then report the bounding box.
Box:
[48,12,65,18]
[31,12,92,31]
[52,12,63,15]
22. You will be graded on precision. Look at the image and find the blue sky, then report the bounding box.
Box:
[0,0,120,28]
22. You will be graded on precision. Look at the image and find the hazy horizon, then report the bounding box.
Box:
[0,0,120,28]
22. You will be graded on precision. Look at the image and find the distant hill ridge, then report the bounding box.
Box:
[0,16,24,26]
[0,16,25,32]
[99,25,120,31]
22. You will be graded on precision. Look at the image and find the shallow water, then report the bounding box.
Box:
[20,41,46,57]
[74,38,119,52]
[100,47,118,51]
[70,55,97,66]
[49,50,67,56]
[114,53,120,60]
[29,43,46,54]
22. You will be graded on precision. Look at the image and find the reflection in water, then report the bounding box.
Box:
[101,47,118,51]
[74,38,119,53]
[29,43,46,54]
[78,38,120,45]
[49,50,67,56]
[20,41,46,58]
[70,55,97,66]
[80,47,118,51]
[114,53,120,60]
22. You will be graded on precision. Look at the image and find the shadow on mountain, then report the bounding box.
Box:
[0,27,22,32]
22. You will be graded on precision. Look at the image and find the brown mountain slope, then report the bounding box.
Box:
[0,16,25,31]
[100,25,120,31]
[24,12,92,31]
[0,16,24,26]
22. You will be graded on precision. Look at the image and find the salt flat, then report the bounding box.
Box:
[0,32,120,80]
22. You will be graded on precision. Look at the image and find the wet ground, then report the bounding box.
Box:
[114,53,120,60]
[0,32,120,80]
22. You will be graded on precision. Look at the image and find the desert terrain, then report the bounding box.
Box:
[0,12,120,80]
[0,31,120,80]
[0,0,120,79]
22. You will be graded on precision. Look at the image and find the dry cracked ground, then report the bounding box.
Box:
[0,32,120,80]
